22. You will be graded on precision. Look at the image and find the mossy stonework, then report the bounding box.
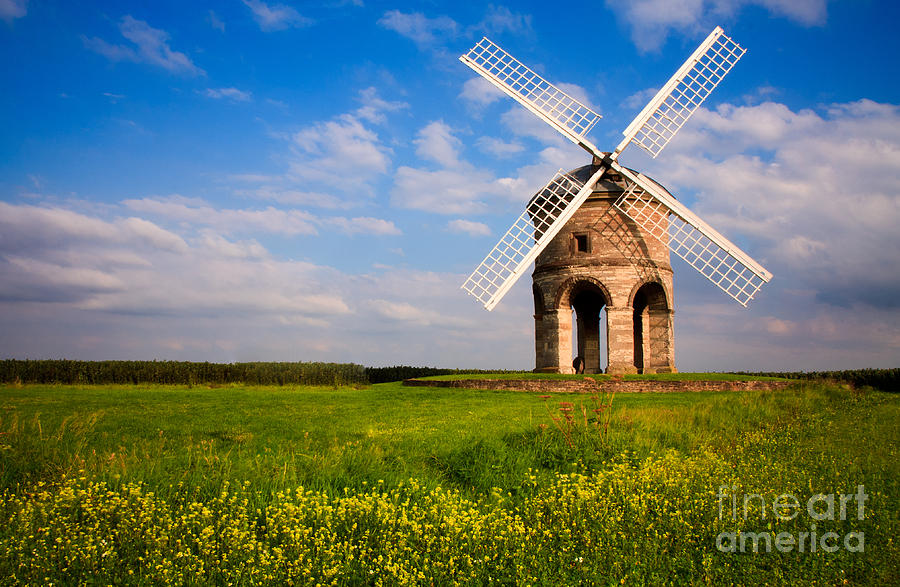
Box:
[531,165,676,375]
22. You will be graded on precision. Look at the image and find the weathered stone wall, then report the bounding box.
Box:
[403,378,794,394]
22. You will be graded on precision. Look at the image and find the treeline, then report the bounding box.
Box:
[3,361,897,390]
[364,366,520,384]
[0,360,515,386]
[0,360,368,386]
[730,368,900,393]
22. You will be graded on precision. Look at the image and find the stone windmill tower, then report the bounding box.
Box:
[530,165,675,374]
[457,28,772,374]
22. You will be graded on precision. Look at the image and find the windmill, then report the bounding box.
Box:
[457,27,772,374]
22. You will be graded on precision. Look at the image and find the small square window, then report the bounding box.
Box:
[574,233,589,253]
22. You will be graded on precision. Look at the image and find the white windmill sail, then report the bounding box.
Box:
[460,37,604,158]
[462,168,606,310]
[457,26,771,311]
[614,26,746,159]
[611,163,772,306]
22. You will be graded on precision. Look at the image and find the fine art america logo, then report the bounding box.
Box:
[716,485,868,553]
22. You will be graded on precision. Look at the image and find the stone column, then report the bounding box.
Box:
[647,308,676,373]
[533,313,545,372]
[536,308,573,373]
[606,306,638,375]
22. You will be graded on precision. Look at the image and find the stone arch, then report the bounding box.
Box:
[627,279,671,311]
[553,278,610,374]
[552,275,613,310]
[630,281,675,374]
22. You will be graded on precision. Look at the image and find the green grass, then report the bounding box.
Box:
[0,381,898,584]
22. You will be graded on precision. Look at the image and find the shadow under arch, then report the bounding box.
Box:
[552,275,613,310]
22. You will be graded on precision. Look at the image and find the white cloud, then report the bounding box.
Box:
[203,87,252,102]
[234,186,351,210]
[82,16,204,76]
[605,0,827,52]
[391,113,589,217]
[377,10,458,47]
[225,88,403,205]
[0,201,349,319]
[0,201,188,253]
[500,107,571,147]
[290,114,391,194]
[120,217,190,253]
[242,0,313,31]
[0,0,27,22]
[446,219,491,237]
[633,99,900,309]
[555,82,598,113]
[354,87,409,124]
[390,166,514,215]
[123,196,319,236]
[124,196,400,238]
[475,136,525,158]
[324,217,402,236]
[0,200,535,368]
[414,121,463,168]
[622,87,659,111]
[476,5,532,36]
[459,77,505,108]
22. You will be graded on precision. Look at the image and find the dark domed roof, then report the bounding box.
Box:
[564,164,676,200]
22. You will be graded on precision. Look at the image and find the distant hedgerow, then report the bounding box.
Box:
[0,360,367,387]
[729,368,900,393]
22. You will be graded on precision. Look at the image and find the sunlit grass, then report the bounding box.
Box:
[0,381,897,584]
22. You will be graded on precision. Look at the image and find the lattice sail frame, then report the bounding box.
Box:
[460,37,603,157]
[611,164,772,306]
[615,26,746,159]
[462,168,606,310]
[457,27,772,311]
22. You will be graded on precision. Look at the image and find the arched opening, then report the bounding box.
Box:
[569,282,608,374]
[631,282,671,374]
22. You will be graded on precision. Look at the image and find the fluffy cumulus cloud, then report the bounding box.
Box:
[123,196,320,236]
[242,0,312,32]
[0,200,347,321]
[475,136,525,159]
[284,88,407,198]
[290,115,390,194]
[228,88,407,207]
[391,119,530,214]
[459,77,505,109]
[82,16,204,75]
[639,99,900,308]
[413,121,463,169]
[392,92,593,215]
[123,196,400,237]
[377,10,458,47]
[606,0,827,52]
[0,200,529,367]
[446,219,491,237]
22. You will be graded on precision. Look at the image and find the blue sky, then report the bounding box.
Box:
[1,0,899,370]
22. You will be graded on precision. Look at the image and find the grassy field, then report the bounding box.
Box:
[1,379,898,584]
